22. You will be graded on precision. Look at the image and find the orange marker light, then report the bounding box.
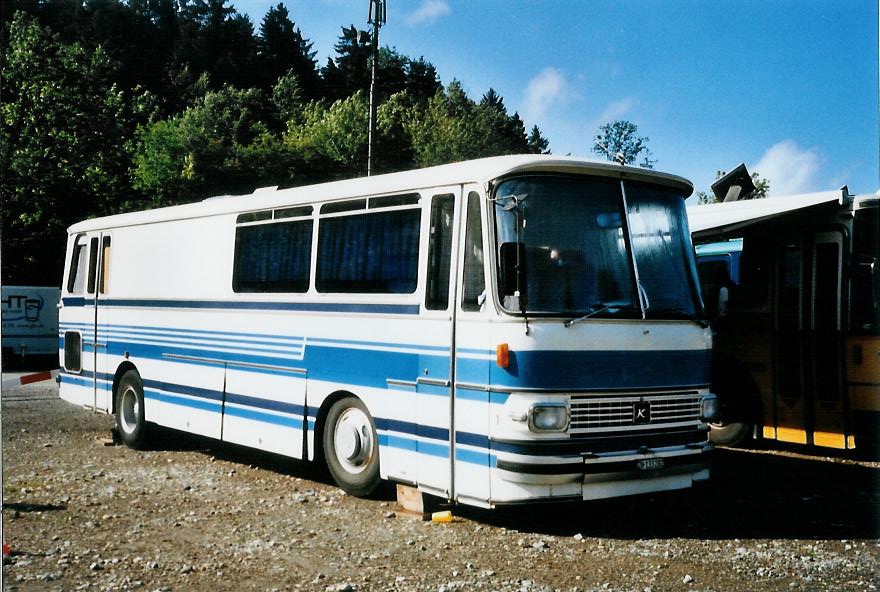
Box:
[496,343,509,368]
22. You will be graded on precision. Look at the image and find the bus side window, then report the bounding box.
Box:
[67,236,89,294]
[234,218,313,293]
[100,236,111,294]
[86,237,99,294]
[425,193,455,310]
[461,192,485,311]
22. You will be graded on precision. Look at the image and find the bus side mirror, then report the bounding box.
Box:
[499,242,526,299]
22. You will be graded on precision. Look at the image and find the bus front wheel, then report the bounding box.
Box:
[709,421,751,446]
[323,397,381,497]
[115,370,149,449]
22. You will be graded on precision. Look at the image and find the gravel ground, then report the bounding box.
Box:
[2,372,878,592]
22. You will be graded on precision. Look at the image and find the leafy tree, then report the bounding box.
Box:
[133,84,293,204]
[375,90,416,173]
[0,1,560,285]
[1,12,153,283]
[592,120,653,167]
[696,170,771,204]
[284,92,370,177]
[271,70,304,125]
[407,81,531,167]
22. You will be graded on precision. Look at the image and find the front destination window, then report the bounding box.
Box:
[493,175,700,320]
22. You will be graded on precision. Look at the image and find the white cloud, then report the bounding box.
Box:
[523,67,569,123]
[595,97,636,124]
[405,1,451,25]
[752,139,823,197]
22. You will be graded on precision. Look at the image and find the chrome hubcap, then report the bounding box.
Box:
[119,386,139,434]
[333,407,374,474]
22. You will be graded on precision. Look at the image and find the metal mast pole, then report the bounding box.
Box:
[367,0,385,176]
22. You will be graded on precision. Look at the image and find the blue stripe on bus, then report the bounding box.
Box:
[454,388,510,405]
[377,434,449,459]
[67,322,307,345]
[222,404,303,428]
[379,433,416,452]
[225,392,307,417]
[104,335,304,359]
[456,447,496,467]
[62,297,420,315]
[379,418,449,442]
[61,322,455,356]
[59,371,576,465]
[144,389,222,413]
[64,319,710,389]
[418,440,449,458]
[60,374,94,388]
[143,378,224,402]
[491,349,711,390]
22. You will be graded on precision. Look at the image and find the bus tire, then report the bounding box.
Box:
[115,370,149,449]
[323,397,380,497]
[709,421,751,446]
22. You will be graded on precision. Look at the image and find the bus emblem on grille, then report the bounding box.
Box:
[633,401,651,424]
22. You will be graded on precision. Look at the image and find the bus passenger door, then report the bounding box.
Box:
[809,231,849,448]
[774,237,808,444]
[61,234,93,407]
[416,188,460,497]
[76,232,113,412]
[450,187,493,505]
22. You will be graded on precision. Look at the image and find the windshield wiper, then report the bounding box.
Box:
[563,301,636,328]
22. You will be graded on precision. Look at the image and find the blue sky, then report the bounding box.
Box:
[235,0,878,199]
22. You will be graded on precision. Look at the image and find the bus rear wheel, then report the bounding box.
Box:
[323,397,380,497]
[115,370,149,449]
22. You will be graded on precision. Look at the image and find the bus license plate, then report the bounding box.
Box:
[637,458,665,471]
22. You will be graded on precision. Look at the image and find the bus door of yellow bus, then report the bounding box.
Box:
[809,231,850,448]
[774,237,808,443]
[773,231,850,448]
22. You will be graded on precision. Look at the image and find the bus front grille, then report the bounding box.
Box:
[569,392,702,434]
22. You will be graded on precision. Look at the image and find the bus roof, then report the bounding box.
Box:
[686,187,852,240]
[69,155,693,233]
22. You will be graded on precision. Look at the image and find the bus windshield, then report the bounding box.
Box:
[493,175,700,320]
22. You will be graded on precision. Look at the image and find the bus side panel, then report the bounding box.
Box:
[848,335,880,452]
[223,368,307,458]
[105,309,225,439]
[415,334,454,495]
[301,315,428,484]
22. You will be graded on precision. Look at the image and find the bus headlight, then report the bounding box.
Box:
[700,394,720,423]
[528,403,569,432]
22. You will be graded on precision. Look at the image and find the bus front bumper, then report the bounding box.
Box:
[494,443,713,501]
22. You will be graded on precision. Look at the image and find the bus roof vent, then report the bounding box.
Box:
[252,186,279,195]
[711,163,755,203]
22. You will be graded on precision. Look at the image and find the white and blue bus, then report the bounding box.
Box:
[58,155,716,507]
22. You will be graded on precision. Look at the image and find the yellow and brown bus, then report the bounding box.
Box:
[688,188,879,455]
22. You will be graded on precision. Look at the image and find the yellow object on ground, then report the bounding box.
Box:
[431,510,453,523]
